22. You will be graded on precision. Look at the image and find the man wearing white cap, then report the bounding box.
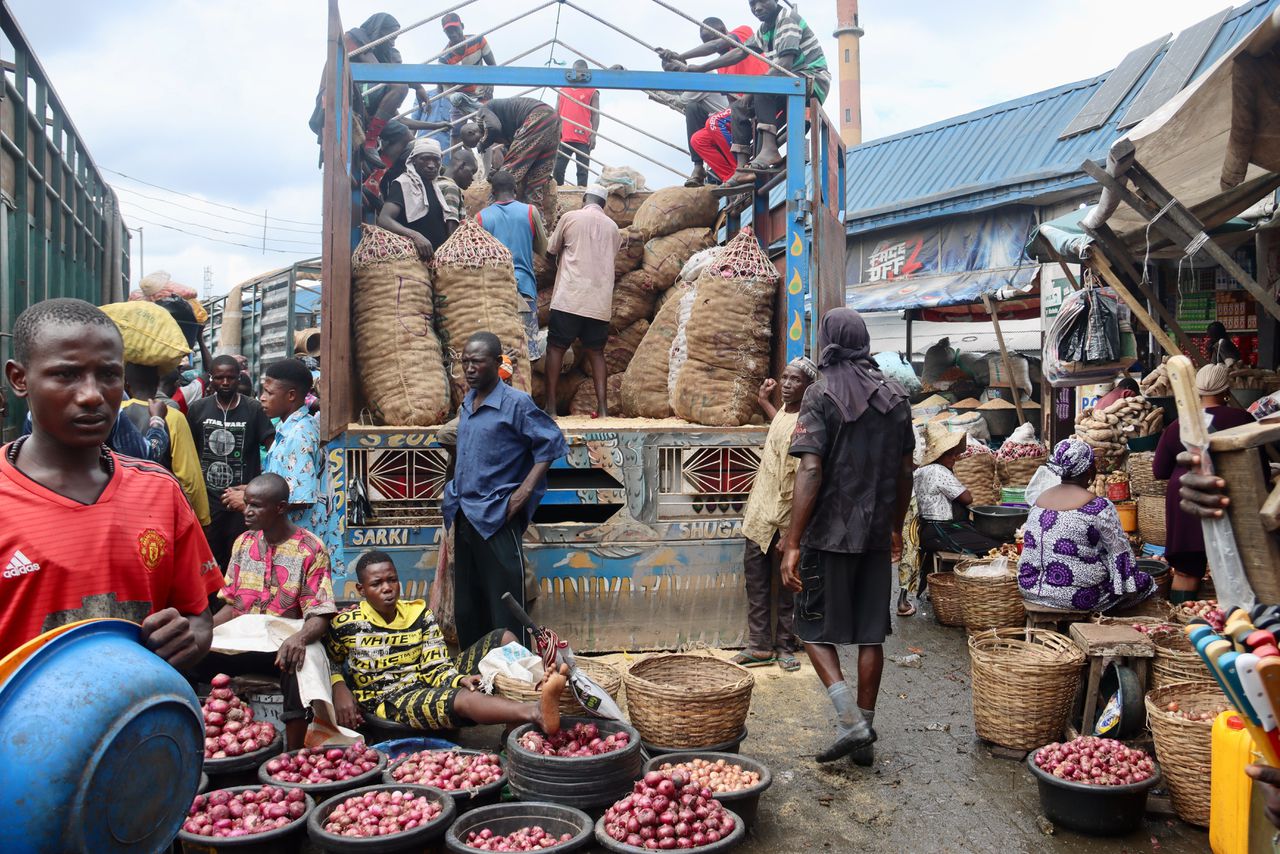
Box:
[542,185,622,416]
[376,137,451,261]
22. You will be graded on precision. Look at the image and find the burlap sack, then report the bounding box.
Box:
[570,371,624,415]
[534,253,556,291]
[555,370,589,415]
[672,229,778,427]
[667,284,699,398]
[614,227,646,277]
[539,179,560,233]
[642,228,715,289]
[621,281,689,418]
[351,225,451,425]
[603,190,650,228]
[464,180,491,218]
[432,219,531,407]
[611,270,660,333]
[631,186,718,239]
[537,287,553,327]
[557,187,585,221]
[584,319,649,377]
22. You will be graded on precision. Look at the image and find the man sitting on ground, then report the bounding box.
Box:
[325,551,567,733]
[210,473,337,749]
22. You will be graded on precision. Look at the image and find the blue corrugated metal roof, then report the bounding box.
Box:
[845,0,1279,235]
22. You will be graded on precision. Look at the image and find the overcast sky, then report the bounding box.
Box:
[5,0,1235,297]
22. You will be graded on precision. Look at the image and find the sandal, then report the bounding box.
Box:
[730,651,775,668]
[897,601,917,617]
[776,654,801,673]
[744,155,784,173]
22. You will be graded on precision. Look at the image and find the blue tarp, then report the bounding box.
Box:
[845,264,1040,313]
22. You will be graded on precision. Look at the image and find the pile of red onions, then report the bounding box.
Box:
[1034,737,1155,786]
[602,770,737,849]
[263,743,381,785]
[203,674,277,759]
[463,826,575,851]
[184,786,306,838]
[390,749,504,790]
[654,758,759,794]
[517,722,630,758]
[321,788,442,837]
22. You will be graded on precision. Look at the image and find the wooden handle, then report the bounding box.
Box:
[1167,355,1210,448]
[1261,483,1280,533]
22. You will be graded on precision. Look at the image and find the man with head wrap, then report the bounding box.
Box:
[780,309,914,764]
[376,138,452,262]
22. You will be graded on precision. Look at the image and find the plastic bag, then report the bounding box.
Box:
[1024,464,1060,506]
[957,557,1012,579]
[99,301,189,371]
[477,641,543,694]
[1084,288,1120,362]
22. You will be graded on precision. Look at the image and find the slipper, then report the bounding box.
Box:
[725,169,757,186]
[745,156,784,173]
[730,651,775,668]
[776,654,801,673]
[683,177,704,188]
[897,602,917,617]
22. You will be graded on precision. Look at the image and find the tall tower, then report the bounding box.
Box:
[834,0,864,147]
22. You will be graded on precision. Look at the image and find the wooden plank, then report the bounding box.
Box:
[982,293,1026,426]
[1069,622,1155,658]
[1088,252,1182,359]
[1214,448,1280,603]
[1208,421,1280,452]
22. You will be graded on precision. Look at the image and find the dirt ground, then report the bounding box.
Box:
[455,596,1210,854]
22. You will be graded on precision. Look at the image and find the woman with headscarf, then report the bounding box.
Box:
[781,308,914,765]
[1152,363,1255,601]
[1018,438,1154,613]
[376,138,452,262]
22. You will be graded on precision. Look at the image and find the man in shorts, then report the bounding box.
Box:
[780,309,914,765]
[542,185,621,416]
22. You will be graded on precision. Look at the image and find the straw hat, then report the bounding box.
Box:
[920,421,967,466]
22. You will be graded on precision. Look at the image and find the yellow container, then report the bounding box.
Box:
[1115,500,1138,533]
[1210,711,1268,854]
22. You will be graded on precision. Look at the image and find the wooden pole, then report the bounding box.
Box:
[982,294,1027,427]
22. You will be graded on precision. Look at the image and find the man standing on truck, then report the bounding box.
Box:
[188,354,275,570]
[439,13,497,135]
[377,138,451,262]
[443,332,567,650]
[553,86,598,188]
[780,309,913,765]
[657,16,768,186]
[474,97,560,209]
[0,298,218,667]
[542,185,621,416]
[478,170,549,362]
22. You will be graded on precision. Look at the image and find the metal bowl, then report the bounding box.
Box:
[970,505,1030,543]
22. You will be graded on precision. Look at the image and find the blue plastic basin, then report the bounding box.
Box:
[0,619,204,853]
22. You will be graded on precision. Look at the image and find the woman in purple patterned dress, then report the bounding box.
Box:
[1018,438,1154,613]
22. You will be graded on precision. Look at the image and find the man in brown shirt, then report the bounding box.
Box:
[542,185,622,416]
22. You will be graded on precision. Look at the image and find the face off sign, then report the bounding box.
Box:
[865,235,926,283]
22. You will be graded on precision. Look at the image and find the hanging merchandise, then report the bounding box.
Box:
[1044,287,1138,387]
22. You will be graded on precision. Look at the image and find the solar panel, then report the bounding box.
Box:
[1119,7,1232,128]
[1058,34,1169,139]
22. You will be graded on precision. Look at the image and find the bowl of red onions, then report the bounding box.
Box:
[178,784,314,846]
[258,742,387,797]
[201,674,284,774]
[307,784,456,851]
[1028,737,1162,836]
[384,748,507,811]
[506,718,643,809]
[642,752,771,827]
[595,770,745,852]
[444,801,595,853]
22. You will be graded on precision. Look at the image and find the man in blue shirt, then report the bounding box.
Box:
[442,332,567,649]
[477,171,548,362]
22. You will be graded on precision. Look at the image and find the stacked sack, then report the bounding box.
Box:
[350,225,451,425]
[433,219,531,407]
[543,185,720,416]
[671,226,778,427]
[1074,395,1161,473]
[995,424,1048,489]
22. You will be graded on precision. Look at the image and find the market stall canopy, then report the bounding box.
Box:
[1083,7,1280,239]
[1028,206,1256,262]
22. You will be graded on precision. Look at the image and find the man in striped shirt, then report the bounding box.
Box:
[440,13,496,133]
[687,0,829,184]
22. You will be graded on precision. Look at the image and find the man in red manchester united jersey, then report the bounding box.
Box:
[0,298,219,665]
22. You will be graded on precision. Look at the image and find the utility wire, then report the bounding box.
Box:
[124,217,319,255]
[103,167,322,227]
[113,185,322,235]
[118,200,321,247]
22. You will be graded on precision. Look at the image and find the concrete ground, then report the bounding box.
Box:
[456,596,1209,854]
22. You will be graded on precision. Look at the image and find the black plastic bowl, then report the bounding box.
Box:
[257,744,389,799]
[383,748,507,812]
[641,751,771,827]
[506,717,643,809]
[177,784,316,853]
[444,802,594,853]
[1026,752,1161,836]
[642,728,748,757]
[204,728,285,787]
[594,805,745,853]
[307,783,456,853]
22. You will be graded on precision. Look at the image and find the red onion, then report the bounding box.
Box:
[390,750,503,790]
[321,789,442,837]
[463,825,575,850]
[603,771,736,849]
[1033,737,1154,786]
[200,676,277,759]
[262,743,382,785]
[517,722,630,758]
[185,786,304,838]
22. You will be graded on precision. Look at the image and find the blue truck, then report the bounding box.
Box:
[316,1,846,651]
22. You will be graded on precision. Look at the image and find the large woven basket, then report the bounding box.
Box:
[1127,451,1167,497]
[969,629,1084,750]
[997,456,1044,489]
[954,561,1025,633]
[926,572,965,627]
[1150,627,1211,688]
[954,454,999,507]
[1138,496,1166,546]
[1145,681,1228,827]
[624,655,754,748]
[494,658,623,716]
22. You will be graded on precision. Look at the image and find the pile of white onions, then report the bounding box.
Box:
[654,758,760,794]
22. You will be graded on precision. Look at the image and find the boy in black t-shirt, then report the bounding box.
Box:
[187,354,274,569]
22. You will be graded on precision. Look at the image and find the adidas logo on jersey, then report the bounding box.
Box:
[3,550,41,579]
